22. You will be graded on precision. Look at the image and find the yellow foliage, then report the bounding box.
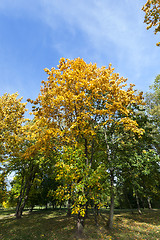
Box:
[0,93,28,162]
[2,201,9,209]
[142,0,160,46]
[28,58,145,154]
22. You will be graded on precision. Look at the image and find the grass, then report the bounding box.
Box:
[0,208,160,239]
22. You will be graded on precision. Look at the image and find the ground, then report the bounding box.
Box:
[0,208,160,239]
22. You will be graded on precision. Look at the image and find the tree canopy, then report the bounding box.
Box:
[1,58,159,233]
[142,0,160,46]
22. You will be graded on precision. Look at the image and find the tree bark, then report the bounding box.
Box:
[67,198,71,217]
[84,137,88,165]
[15,183,32,218]
[147,197,152,210]
[15,167,35,219]
[90,139,94,167]
[29,205,34,212]
[135,192,142,214]
[45,203,48,210]
[94,204,99,226]
[126,193,134,214]
[108,169,114,228]
[77,212,84,238]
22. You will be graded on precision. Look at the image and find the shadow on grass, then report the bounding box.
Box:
[0,209,16,216]
[0,209,78,240]
[0,209,160,240]
[117,209,160,225]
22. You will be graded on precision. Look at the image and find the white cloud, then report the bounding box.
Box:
[0,0,159,92]
[36,0,158,80]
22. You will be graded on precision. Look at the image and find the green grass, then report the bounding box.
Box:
[0,208,160,239]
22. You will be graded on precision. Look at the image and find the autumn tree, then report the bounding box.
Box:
[0,93,42,218]
[142,0,160,46]
[0,93,27,162]
[28,58,145,230]
[0,93,28,211]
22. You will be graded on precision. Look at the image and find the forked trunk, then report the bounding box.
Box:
[15,172,35,219]
[15,195,29,218]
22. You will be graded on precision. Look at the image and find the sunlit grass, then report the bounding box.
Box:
[0,208,160,239]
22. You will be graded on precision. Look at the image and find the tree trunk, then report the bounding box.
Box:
[76,212,84,238]
[84,137,88,165]
[126,194,134,214]
[94,204,99,226]
[135,192,142,214]
[30,205,34,212]
[45,203,48,210]
[15,174,27,218]
[85,203,88,218]
[67,198,71,216]
[15,169,35,219]
[15,196,23,218]
[52,201,55,209]
[141,197,145,209]
[90,139,94,167]
[19,196,28,216]
[108,169,114,228]
[147,197,152,210]
[16,189,31,218]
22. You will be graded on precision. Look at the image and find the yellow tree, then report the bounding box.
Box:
[0,93,56,218]
[28,58,144,153]
[142,0,160,46]
[0,93,27,162]
[28,58,145,230]
[0,93,36,218]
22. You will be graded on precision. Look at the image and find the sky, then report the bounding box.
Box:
[0,0,159,116]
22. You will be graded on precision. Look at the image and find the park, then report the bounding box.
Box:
[0,208,160,239]
[0,1,160,239]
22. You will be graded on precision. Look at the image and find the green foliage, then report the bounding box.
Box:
[55,146,109,216]
[0,61,160,230]
[0,171,7,204]
[145,74,160,154]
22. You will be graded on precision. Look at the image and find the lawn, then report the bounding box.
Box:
[0,208,160,240]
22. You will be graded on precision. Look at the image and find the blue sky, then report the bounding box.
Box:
[0,0,159,115]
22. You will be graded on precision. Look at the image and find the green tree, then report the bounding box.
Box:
[145,74,160,154]
[0,169,7,206]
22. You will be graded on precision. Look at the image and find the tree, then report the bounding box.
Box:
[0,93,27,162]
[28,58,144,151]
[119,149,159,212]
[0,94,46,218]
[10,156,58,213]
[142,0,160,46]
[0,93,30,213]
[12,143,57,218]
[28,58,145,229]
[145,74,160,154]
[55,146,108,233]
[0,169,7,206]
